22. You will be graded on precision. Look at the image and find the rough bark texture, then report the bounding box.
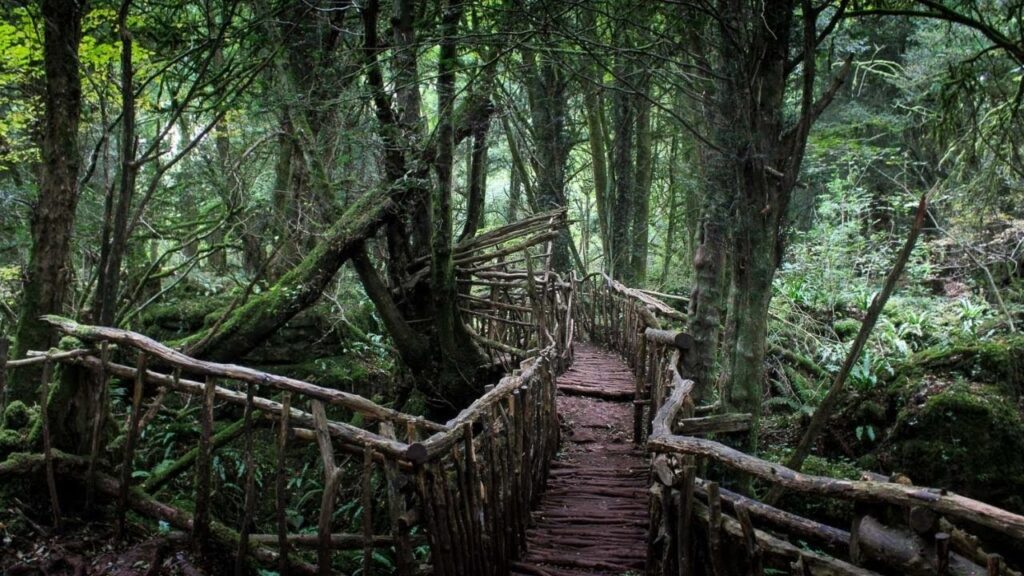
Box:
[691,0,852,437]
[182,186,400,361]
[10,0,86,402]
[524,44,572,272]
[428,0,486,411]
[93,0,137,328]
[610,43,636,282]
[630,80,653,285]
[581,8,611,269]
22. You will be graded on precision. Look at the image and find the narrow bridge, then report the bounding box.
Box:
[3,215,1023,576]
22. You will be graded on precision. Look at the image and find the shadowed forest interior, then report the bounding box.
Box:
[2,0,1024,575]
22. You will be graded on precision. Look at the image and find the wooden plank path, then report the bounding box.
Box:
[512,343,648,576]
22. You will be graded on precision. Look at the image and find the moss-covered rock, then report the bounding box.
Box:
[879,381,1024,513]
[895,336,1024,399]
[135,295,231,339]
[0,400,39,459]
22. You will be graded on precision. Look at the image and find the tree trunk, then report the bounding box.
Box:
[9,0,86,402]
[427,0,486,412]
[182,185,404,361]
[582,8,611,268]
[659,135,680,287]
[459,121,489,243]
[523,46,572,272]
[93,0,137,328]
[610,45,636,282]
[630,82,653,286]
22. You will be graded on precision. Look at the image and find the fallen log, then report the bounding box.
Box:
[857,515,985,576]
[648,433,1024,542]
[676,413,752,435]
[85,468,317,575]
[691,500,879,575]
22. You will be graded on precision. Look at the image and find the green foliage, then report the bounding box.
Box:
[882,380,1024,511]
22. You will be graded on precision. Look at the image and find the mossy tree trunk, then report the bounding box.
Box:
[630,71,654,286]
[10,0,86,402]
[93,0,137,328]
[523,43,572,273]
[186,0,495,415]
[581,6,611,270]
[610,34,637,282]
[691,0,853,447]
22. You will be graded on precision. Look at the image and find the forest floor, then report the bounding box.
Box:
[0,522,206,576]
[512,343,648,576]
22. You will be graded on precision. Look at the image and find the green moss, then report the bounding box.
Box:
[56,335,82,351]
[2,400,31,429]
[136,295,230,339]
[278,355,369,388]
[880,382,1024,512]
[763,449,859,525]
[402,389,429,417]
[0,400,38,458]
[896,336,1024,398]
[0,429,23,458]
[833,318,861,340]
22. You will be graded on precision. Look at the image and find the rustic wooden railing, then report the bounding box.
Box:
[579,274,1023,576]
[0,214,573,575]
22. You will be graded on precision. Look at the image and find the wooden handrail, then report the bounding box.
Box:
[649,432,1024,542]
[583,273,1023,574]
[42,315,447,433]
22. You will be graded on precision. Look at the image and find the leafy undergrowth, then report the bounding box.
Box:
[759,174,1024,518]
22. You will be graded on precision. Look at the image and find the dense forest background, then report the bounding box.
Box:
[1,0,1023,573]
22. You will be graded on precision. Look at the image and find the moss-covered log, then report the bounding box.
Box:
[141,416,246,494]
[180,185,401,362]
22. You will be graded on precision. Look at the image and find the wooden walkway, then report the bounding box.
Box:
[512,344,648,576]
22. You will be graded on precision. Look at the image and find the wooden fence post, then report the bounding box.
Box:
[193,376,216,555]
[39,359,62,532]
[117,353,147,540]
[235,382,257,576]
[276,392,291,575]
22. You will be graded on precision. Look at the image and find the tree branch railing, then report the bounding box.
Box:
[0,238,574,575]
[579,275,1022,576]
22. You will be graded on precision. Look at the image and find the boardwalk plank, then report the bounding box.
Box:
[516,343,648,575]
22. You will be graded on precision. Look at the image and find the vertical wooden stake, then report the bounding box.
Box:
[193,375,216,554]
[406,420,418,444]
[707,481,725,576]
[86,341,111,511]
[987,553,1003,576]
[850,514,863,565]
[0,337,8,413]
[117,353,146,540]
[634,334,646,444]
[235,382,257,576]
[312,400,338,576]
[935,532,950,576]
[39,359,62,532]
[736,503,763,576]
[362,446,374,576]
[380,422,414,575]
[276,392,292,575]
[678,462,696,575]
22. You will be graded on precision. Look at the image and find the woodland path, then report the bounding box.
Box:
[512,343,648,576]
